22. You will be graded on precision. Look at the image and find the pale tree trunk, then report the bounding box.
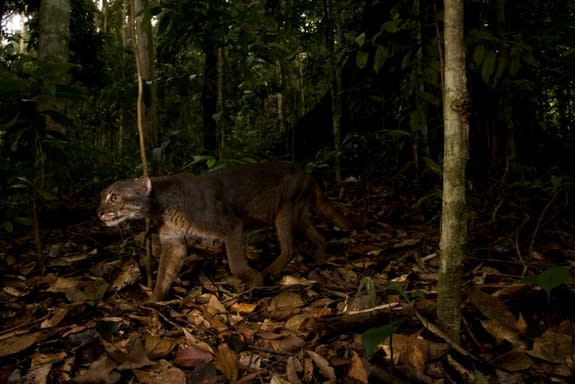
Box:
[437,0,470,343]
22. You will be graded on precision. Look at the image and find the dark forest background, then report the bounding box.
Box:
[1,0,574,233]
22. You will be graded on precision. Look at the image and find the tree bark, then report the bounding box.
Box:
[132,0,155,287]
[35,0,72,268]
[216,46,225,157]
[201,0,221,156]
[325,0,343,182]
[132,0,158,149]
[38,0,71,134]
[437,0,469,343]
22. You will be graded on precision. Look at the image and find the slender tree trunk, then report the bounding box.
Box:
[202,43,218,155]
[437,0,469,343]
[325,0,343,182]
[132,0,157,149]
[201,0,221,156]
[276,60,286,136]
[216,46,225,157]
[131,0,155,287]
[413,0,430,172]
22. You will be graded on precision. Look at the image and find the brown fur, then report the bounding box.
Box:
[98,162,361,301]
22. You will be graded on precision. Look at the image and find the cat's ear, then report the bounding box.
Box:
[135,176,152,196]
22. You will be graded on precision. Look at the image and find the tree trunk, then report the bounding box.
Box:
[36,0,72,268]
[216,46,225,157]
[437,0,469,343]
[38,0,71,134]
[132,0,157,149]
[132,0,155,287]
[413,0,430,173]
[202,43,218,155]
[325,0,343,182]
[276,60,286,136]
[201,0,221,156]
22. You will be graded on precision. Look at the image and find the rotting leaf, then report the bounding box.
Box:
[144,334,175,359]
[174,345,214,368]
[215,343,239,383]
[133,359,186,384]
[286,356,303,384]
[203,294,226,315]
[0,332,44,359]
[488,350,533,372]
[230,302,258,314]
[31,351,67,367]
[528,320,574,363]
[21,363,52,384]
[480,319,526,349]
[73,354,119,383]
[468,287,518,329]
[348,351,368,384]
[112,258,141,291]
[306,350,336,383]
[269,291,304,319]
[40,305,69,329]
[84,278,109,302]
[285,313,310,332]
[381,334,450,370]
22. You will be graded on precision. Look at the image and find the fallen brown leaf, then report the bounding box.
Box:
[0,332,44,359]
[306,350,336,383]
[174,345,214,368]
[133,359,186,384]
[348,351,368,384]
[215,343,239,383]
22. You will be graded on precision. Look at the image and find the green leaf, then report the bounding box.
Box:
[355,33,366,47]
[356,50,369,70]
[361,324,397,358]
[0,112,21,131]
[409,108,426,133]
[2,220,14,233]
[373,45,388,73]
[39,189,58,202]
[508,56,521,77]
[472,44,487,66]
[14,217,33,226]
[535,266,569,293]
[492,55,508,87]
[481,50,497,86]
[422,156,443,177]
[380,19,402,33]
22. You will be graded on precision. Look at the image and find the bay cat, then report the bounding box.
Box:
[98,162,361,301]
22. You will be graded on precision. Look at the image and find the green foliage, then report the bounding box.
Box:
[467,29,539,88]
[525,266,570,304]
[361,323,398,358]
[179,154,259,174]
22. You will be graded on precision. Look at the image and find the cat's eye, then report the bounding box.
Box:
[110,193,119,202]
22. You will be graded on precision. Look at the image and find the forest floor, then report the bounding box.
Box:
[1,181,575,384]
